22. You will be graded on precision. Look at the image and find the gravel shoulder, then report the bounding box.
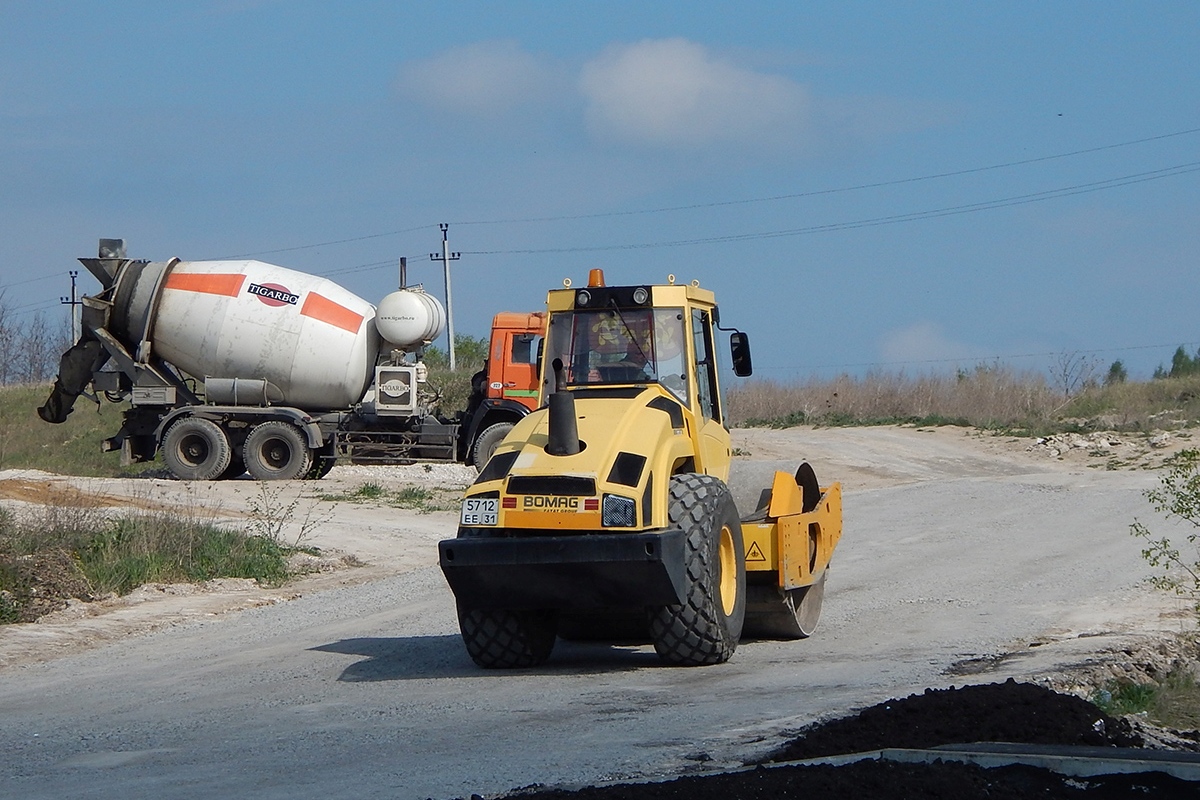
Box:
[1,425,1197,799]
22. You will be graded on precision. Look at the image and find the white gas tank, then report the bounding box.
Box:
[375,288,446,348]
[152,260,379,409]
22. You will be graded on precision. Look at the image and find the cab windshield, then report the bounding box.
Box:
[545,307,689,403]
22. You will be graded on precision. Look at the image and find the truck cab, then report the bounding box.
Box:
[457,311,545,469]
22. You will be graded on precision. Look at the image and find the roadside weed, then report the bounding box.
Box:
[1130,449,1200,616]
[317,482,458,513]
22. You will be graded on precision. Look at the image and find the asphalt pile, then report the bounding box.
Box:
[475,680,1198,800]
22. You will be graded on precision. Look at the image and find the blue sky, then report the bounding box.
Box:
[2,1,1197,381]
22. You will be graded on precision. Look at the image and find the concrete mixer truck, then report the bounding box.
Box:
[38,239,543,480]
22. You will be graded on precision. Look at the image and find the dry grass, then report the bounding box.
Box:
[0,498,293,624]
[727,368,1200,435]
[0,383,156,477]
[728,365,1059,432]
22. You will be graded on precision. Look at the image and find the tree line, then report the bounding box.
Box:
[0,295,70,385]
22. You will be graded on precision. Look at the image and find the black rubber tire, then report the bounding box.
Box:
[304,440,337,480]
[217,453,246,480]
[162,417,232,481]
[648,473,746,666]
[243,421,313,481]
[470,422,513,471]
[457,606,556,668]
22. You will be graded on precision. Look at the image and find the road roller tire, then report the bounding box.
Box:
[457,606,556,669]
[744,570,827,640]
[649,473,746,666]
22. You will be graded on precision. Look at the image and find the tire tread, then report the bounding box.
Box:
[648,473,745,666]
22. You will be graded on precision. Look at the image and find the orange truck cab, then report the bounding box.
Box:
[458,311,546,468]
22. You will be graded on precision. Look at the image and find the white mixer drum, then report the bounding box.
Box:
[151,260,379,409]
[375,288,446,348]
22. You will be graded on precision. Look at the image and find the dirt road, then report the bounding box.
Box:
[0,426,1191,799]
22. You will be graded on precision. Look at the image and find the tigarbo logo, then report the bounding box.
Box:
[247,283,300,307]
[380,379,411,398]
[523,496,579,510]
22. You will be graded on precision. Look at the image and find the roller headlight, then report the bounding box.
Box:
[602,494,636,527]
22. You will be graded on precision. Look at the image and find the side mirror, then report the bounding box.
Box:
[730,331,752,377]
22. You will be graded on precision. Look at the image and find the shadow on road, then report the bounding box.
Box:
[311,635,665,681]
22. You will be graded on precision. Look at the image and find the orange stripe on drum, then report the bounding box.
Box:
[301,292,364,333]
[163,272,246,297]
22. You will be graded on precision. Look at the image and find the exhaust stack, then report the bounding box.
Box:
[545,358,580,456]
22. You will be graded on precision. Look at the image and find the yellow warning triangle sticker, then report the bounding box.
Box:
[745,542,767,562]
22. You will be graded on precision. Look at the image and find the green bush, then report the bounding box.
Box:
[422,333,488,416]
[1090,681,1158,716]
[1130,449,1200,613]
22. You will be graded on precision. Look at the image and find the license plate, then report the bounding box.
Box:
[460,497,498,526]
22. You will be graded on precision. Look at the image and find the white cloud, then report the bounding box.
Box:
[879,321,974,366]
[395,40,558,117]
[578,38,810,150]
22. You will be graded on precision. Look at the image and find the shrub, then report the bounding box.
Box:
[0,495,293,623]
[1130,449,1200,614]
[422,333,488,416]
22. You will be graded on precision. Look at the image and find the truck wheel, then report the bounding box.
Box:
[457,606,556,668]
[649,473,746,666]
[162,418,232,481]
[243,421,313,481]
[471,422,513,471]
[304,441,337,480]
[218,453,246,480]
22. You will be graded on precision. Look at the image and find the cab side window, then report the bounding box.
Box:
[691,309,721,424]
[510,333,541,364]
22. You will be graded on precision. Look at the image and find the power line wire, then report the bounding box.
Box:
[210,225,438,260]
[0,273,64,293]
[449,125,1200,226]
[463,161,1200,255]
[194,125,1200,260]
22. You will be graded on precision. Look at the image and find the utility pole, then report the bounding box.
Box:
[429,223,460,370]
[60,270,81,342]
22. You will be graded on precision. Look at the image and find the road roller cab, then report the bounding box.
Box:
[439,270,842,668]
